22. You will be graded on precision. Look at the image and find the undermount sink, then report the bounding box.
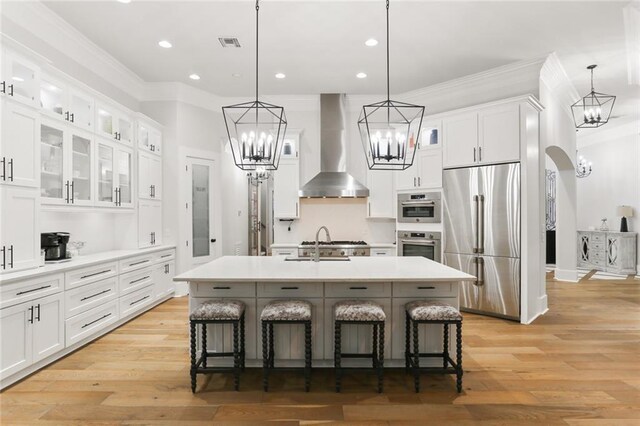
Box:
[284,257,351,262]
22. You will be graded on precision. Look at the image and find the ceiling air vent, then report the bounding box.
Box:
[218,37,241,48]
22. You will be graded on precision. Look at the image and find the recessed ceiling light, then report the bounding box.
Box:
[275,73,286,79]
[189,74,201,81]
[117,0,131,3]
[158,40,172,49]
[365,38,378,47]
[232,73,242,78]
[356,72,367,79]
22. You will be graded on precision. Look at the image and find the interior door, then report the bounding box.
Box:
[443,166,478,255]
[186,157,217,268]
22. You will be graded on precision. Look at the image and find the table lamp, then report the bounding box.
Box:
[616,205,633,232]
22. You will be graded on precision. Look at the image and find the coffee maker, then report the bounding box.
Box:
[41,232,71,262]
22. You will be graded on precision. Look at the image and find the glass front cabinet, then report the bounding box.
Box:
[95,139,133,208]
[39,75,94,132]
[1,49,40,108]
[95,102,134,145]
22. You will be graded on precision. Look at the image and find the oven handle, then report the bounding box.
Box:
[400,240,438,246]
[400,200,436,206]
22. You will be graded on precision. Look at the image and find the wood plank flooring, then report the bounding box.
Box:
[1,273,639,425]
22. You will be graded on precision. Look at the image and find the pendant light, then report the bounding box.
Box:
[575,153,592,178]
[222,0,287,171]
[571,65,616,129]
[358,0,425,171]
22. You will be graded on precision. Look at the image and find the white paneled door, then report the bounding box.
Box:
[185,157,217,268]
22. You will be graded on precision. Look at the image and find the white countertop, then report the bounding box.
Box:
[0,245,176,284]
[174,255,475,283]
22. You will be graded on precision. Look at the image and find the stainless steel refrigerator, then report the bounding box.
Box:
[443,163,520,320]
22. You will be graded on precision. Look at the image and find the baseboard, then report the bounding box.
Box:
[554,268,579,282]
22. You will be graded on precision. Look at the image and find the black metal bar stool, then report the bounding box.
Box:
[404,300,463,393]
[189,299,246,392]
[333,300,386,393]
[260,300,312,392]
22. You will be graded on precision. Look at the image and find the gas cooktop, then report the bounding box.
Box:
[298,240,370,257]
[299,240,368,246]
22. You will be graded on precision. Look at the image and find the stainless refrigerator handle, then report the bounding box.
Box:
[473,195,479,253]
[473,147,476,162]
[479,194,485,254]
[476,257,485,286]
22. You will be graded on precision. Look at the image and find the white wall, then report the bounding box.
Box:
[40,211,124,255]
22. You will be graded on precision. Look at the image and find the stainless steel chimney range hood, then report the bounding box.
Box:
[299,94,369,198]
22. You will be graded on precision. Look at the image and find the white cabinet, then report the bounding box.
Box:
[442,113,478,169]
[95,102,134,145]
[0,187,40,273]
[416,149,443,189]
[1,50,39,108]
[370,247,396,256]
[273,159,299,219]
[95,139,133,208]
[138,121,162,155]
[271,246,298,257]
[139,152,162,200]
[153,260,175,300]
[578,231,637,275]
[0,292,64,380]
[39,75,94,131]
[280,130,300,159]
[40,119,94,206]
[1,101,40,188]
[138,200,162,248]
[366,169,395,218]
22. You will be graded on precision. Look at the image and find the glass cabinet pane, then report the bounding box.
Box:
[98,144,114,202]
[40,124,65,199]
[118,117,132,143]
[138,125,150,150]
[420,125,439,148]
[71,135,92,202]
[10,61,36,102]
[40,80,65,118]
[117,150,132,204]
[71,93,93,129]
[98,108,113,136]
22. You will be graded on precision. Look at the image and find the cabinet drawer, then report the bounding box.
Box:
[370,248,395,256]
[325,282,391,298]
[0,274,63,309]
[592,259,605,267]
[65,262,118,290]
[257,282,323,298]
[119,284,155,319]
[272,248,297,257]
[119,267,154,296]
[591,242,605,252]
[65,300,119,347]
[591,233,604,242]
[155,249,175,263]
[591,250,606,261]
[65,277,118,319]
[393,282,455,298]
[119,253,155,274]
[192,282,255,298]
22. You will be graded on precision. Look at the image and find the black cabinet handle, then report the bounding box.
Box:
[0,81,5,94]
[213,286,230,290]
[129,276,150,285]
[281,286,299,290]
[164,264,169,273]
[65,111,69,121]
[70,181,74,204]
[8,245,13,269]
[8,158,13,182]
[65,181,70,203]
[349,286,367,290]
[210,238,217,243]
[1,156,5,180]
[417,286,436,290]
[80,269,111,280]
[70,113,75,123]
[35,304,41,321]
[8,84,14,97]
[28,306,34,324]
[130,295,150,306]
[80,288,112,301]
[16,285,52,296]
[128,259,149,267]
[1,246,5,270]
[81,313,112,329]
[160,254,172,258]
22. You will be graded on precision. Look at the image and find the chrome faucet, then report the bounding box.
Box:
[314,226,332,262]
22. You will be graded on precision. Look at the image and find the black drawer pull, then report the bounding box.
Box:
[129,276,150,285]
[213,286,231,290]
[349,286,368,290]
[80,288,112,301]
[281,286,299,290]
[160,254,173,258]
[80,269,111,280]
[129,259,149,267]
[81,313,112,329]
[16,285,52,296]
[130,295,150,306]
[418,286,436,290]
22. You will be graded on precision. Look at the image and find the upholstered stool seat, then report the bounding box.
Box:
[189,299,246,393]
[261,300,313,392]
[334,300,386,322]
[404,300,463,393]
[190,299,245,321]
[260,300,312,322]
[405,300,462,322]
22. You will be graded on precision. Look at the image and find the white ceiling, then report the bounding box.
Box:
[42,1,637,118]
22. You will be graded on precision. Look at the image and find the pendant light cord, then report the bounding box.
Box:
[255,0,260,103]
[590,67,594,93]
[386,0,390,102]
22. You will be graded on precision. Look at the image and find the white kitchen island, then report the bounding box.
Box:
[174,256,475,367]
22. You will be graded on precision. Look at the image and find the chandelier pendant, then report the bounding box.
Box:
[571,65,616,129]
[575,154,592,178]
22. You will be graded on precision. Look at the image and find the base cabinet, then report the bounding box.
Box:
[154,260,175,300]
[0,187,40,273]
[578,231,637,274]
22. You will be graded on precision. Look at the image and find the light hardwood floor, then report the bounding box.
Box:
[2,273,639,425]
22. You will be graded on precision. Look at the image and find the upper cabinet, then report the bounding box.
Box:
[95,102,134,145]
[95,138,133,208]
[138,151,162,201]
[442,103,521,169]
[39,75,94,132]
[137,120,162,155]
[273,159,300,219]
[395,120,443,191]
[1,101,40,188]
[367,169,395,219]
[1,50,40,108]
[280,130,300,159]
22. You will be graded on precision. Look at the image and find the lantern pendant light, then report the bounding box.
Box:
[571,64,616,129]
[222,0,287,171]
[358,0,425,171]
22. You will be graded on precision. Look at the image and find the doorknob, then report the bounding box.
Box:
[210,239,217,243]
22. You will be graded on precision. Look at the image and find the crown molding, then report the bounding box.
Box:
[624,1,640,86]
[540,52,579,121]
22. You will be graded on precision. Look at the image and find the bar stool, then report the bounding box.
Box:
[404,300,463,393]
[189,299,245,392]
[260,300,312,392]
[333,300,386,393]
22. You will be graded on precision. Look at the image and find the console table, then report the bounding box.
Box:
[577,231,637,275]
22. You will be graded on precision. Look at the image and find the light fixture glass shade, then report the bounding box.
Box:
[358,100,424,170]
[617,205,633,217]
[222,100,287,171]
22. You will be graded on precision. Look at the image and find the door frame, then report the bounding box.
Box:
[178,147,222,277]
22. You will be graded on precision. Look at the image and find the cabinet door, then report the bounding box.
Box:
[478,104,520,164]
[138,124,150,152]
[32,293,65,363]
[69,88,93,131]
[115,146,133,207]
[2,52,39,108]
[138,152,161,200]
[69,131,93,205]
[395,166,417,191]
[0,302,32,379]
[0,187,40,272]
[150,155,162,200]
[442,113,478,168]
[417,149,442,189]
[117,115,134,145]
[1,101,39,188]
[419,121,441,149]
[39,77,67,121]
[40,121,67,204]
[154,261,175,300]
[366,169,395,218]
[138,200,162,248]
[96,104,117,140]
[149,128,162,155]
[273,160,299,219]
